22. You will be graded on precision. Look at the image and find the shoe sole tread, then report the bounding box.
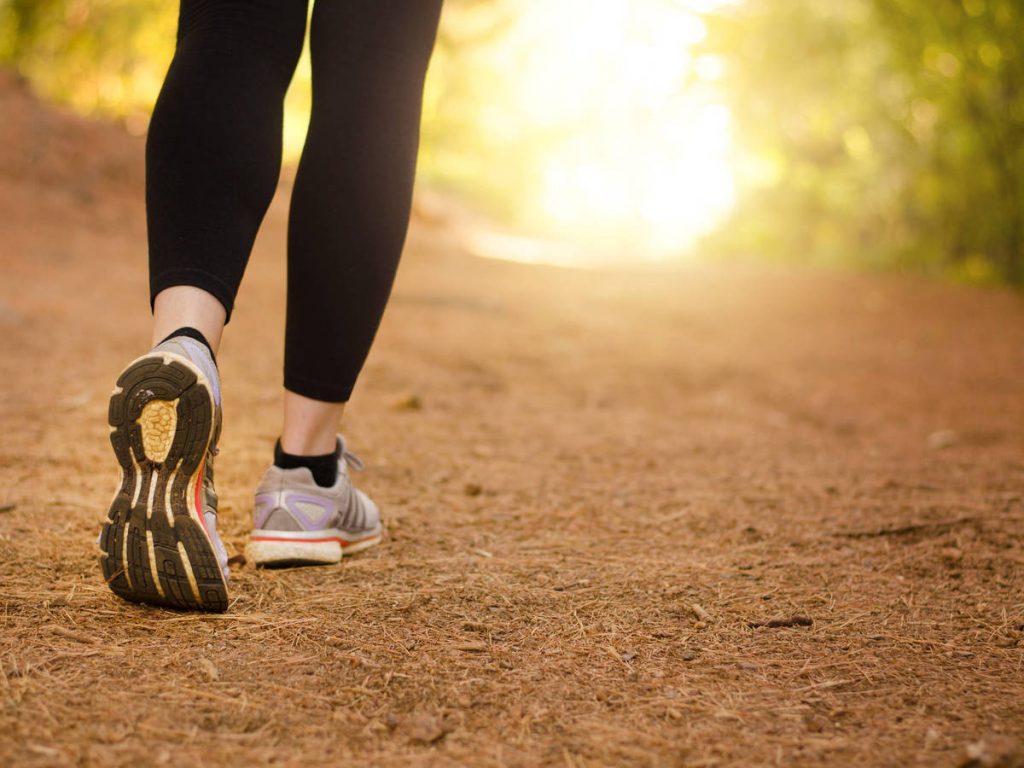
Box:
[99,354,228,612]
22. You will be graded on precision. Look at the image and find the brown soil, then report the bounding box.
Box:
[2,70,1024,768]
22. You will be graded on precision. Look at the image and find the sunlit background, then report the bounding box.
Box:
[2,0,1022,282]
[411,0,737,262]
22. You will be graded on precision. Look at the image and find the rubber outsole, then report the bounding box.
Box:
[98,353,228,612]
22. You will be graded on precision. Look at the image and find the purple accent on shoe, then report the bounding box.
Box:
[254,494,276,529]
[284,494,337,531]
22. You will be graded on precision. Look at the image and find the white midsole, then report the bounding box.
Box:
[245,528,382,564]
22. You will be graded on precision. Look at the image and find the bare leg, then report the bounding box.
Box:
[280,391,345,455]
[151,286,226,354]
[153,288,337,453]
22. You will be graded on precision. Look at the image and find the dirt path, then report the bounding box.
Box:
[2,72,1024,767]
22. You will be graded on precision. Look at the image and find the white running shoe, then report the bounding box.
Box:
[98,336,229,612]
[245,436,382,566]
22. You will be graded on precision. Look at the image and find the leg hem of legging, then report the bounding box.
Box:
[150,268,236,323]
[284,376,353,404]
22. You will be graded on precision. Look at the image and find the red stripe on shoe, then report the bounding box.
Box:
[248,533,380,547]
[195,457,209,534]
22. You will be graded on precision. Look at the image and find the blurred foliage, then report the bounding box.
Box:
[699,0,1024,284]
[0,0,174,123]
[0,0,523,215]
[419,0,526,223]
[2,0,1022,283]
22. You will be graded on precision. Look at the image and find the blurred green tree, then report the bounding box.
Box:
[0,0,175,121]
[700,0,1024,284]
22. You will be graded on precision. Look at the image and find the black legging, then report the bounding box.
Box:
[146,0,443,402]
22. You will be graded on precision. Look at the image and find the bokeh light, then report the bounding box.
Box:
[414,0,739,265]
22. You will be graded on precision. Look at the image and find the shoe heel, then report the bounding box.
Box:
[99,352,228,612]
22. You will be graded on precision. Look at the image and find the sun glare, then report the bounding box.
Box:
[284,0,739,266]
[476,0,737,263]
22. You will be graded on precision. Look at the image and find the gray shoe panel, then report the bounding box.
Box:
[252,435,380,536]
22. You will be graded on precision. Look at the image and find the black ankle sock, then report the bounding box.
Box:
[274,439,339,488]
[160,326,216,363]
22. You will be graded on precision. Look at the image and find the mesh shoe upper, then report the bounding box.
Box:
[253,436,380,536]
